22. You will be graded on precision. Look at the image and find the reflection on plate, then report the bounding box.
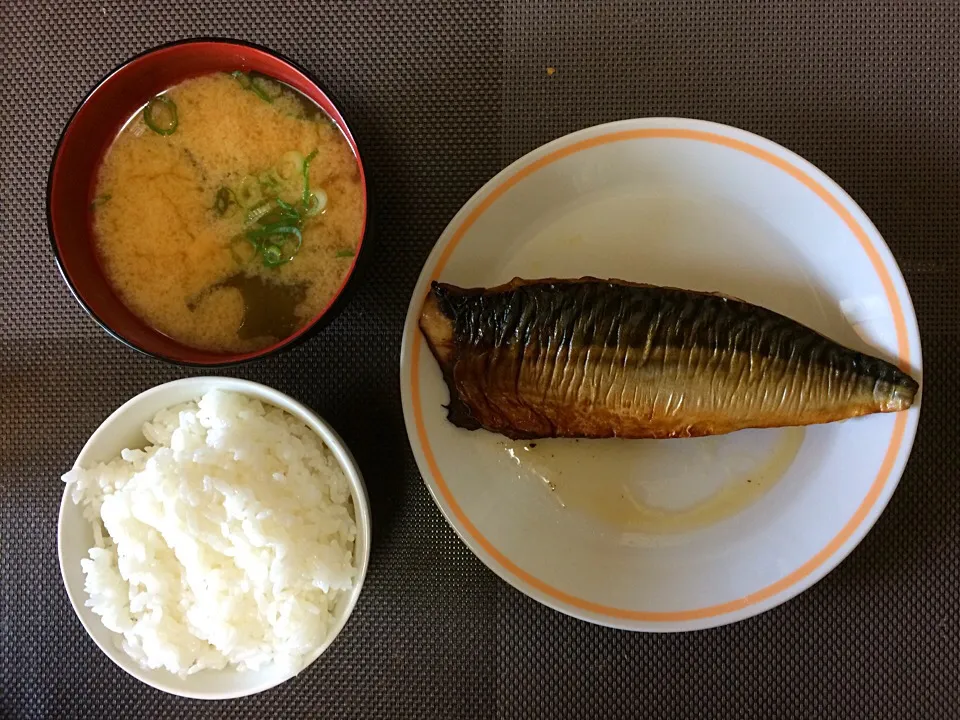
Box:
[495,428,805,536]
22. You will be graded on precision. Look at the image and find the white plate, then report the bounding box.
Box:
[399,118,922,631]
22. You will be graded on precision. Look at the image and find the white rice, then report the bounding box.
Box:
[63,389,357,677]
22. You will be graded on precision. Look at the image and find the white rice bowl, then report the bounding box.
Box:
[62,389,358,678]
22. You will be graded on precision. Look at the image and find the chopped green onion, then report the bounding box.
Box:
[246,223,301,240]
[276,151,305,182]
[222,148,321,269]
[235,175,263,208]
[258,171,282,196]
[213,187,237,216]
[303,189,327,217]
[245,225,302,267]
[230,235,259,265]
[143,96,178,136]
[271,150,305,203]
[275,230,303,263]
[269,198,301,222]
[262,244,283,266]
[335,248,355,258]
[301,150,318,207]
[245,200,274,225]
[251,75,283,103]
[249,200,300,228]
[231,70,252,89]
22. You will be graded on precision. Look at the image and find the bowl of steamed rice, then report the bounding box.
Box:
[58,377,370,699]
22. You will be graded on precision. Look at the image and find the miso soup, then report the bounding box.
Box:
[92,71,364,353]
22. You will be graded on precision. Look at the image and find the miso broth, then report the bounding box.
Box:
[92,72,364,353]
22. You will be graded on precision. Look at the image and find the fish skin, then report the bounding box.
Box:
[418,277,919,440]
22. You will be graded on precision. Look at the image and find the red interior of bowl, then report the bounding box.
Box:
[49,40,367,365]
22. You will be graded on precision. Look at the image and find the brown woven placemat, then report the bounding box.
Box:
[2,1,958,717]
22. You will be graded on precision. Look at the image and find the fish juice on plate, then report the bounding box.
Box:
[92,72,364,353]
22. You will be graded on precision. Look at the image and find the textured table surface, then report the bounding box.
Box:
[2,1,959,718]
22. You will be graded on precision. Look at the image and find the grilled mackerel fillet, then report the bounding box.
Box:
[419,277,918,440]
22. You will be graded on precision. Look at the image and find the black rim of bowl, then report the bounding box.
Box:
[46,37,371,368]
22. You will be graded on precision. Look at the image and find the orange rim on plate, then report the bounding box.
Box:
[410,127,912,622]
